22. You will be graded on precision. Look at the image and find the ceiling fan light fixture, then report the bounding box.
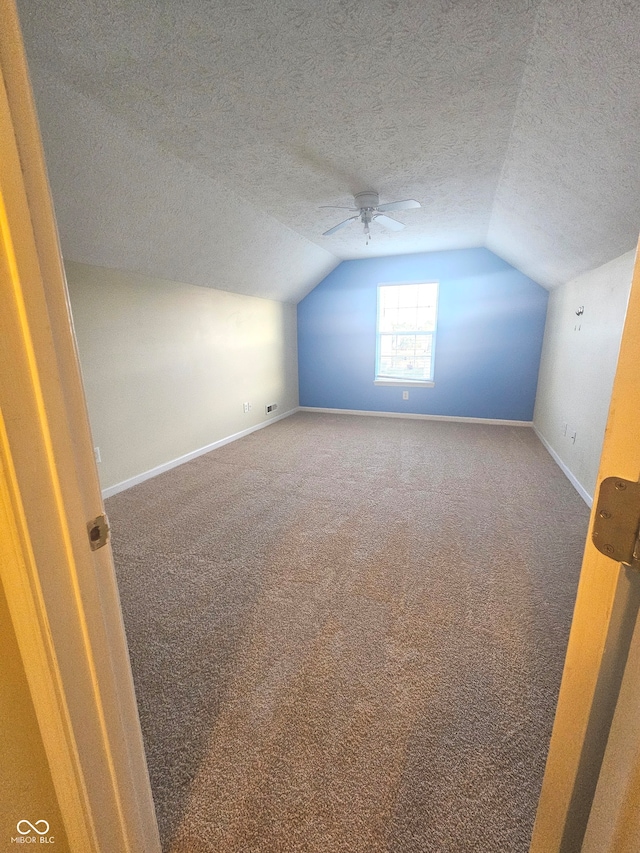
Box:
[322,191,421,242]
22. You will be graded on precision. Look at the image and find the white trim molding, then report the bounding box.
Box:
[299,406,533,427]
[102,408,300,498]
[102,408,593,512]
[533,426,593,507]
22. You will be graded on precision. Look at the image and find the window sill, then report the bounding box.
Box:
[374,379,435,388]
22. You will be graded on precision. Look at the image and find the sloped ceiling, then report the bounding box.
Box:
[17,0,640,302]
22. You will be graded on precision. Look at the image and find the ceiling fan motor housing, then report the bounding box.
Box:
[321,191,419,237]
[354,191,379,210]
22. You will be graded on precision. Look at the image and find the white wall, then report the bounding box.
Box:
[66,262,299,492]
[534,250,635,503]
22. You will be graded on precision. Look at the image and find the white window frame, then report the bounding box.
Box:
[374,281,438,387]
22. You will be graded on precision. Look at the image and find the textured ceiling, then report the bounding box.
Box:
[17,0,640,301]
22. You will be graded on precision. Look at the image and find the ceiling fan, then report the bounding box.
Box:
[321,191,421,243]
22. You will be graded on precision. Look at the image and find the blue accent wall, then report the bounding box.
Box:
[297,248,548,421]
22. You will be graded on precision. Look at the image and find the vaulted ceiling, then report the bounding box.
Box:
[17,0,640,302]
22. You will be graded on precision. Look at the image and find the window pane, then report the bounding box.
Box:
[397,285,418,308]
[380,334,396,356]
[414,335,433,356]
[378,333,433,380]
[378,354,432,381]
[415,307,435,331]
[379,306,398,333]
[376,283,438,382]
[394,307,419,331]
[381,286,399,310]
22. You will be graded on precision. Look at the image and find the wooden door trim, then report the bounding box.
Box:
[0,410,98,851]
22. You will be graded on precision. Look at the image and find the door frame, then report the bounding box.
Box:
[3,0,639,848]
[581,605,640,852]
[530,238,640,852]
[0,3,160,851]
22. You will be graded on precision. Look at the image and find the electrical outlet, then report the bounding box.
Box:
[94,446,101,463]
[243,402,251,413]
[402,391,409,400]
[265,403,278,414]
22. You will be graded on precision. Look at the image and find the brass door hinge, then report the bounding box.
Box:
[592,477,640,567]
[87,514,110,551]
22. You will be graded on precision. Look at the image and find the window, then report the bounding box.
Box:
[375,282,438,384]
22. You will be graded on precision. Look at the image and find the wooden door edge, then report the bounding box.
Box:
[0,412,99,852]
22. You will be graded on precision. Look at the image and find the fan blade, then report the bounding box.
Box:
[377,199,421,212]
[323,216,359,236]
[319,205,359,211]
[374,214,405,231]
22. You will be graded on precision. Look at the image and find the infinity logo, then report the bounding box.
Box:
[17,820,50,836]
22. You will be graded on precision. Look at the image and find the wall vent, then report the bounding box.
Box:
[265,403,278,414]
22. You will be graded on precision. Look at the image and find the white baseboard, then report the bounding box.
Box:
[299,406,533,427]
[533,426,593,507]
[102,407,300,499]
[104,408,579,504]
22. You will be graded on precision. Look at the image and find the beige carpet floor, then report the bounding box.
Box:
[107,412,590,853]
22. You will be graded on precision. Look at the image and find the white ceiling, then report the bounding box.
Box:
[17,0,640,302]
